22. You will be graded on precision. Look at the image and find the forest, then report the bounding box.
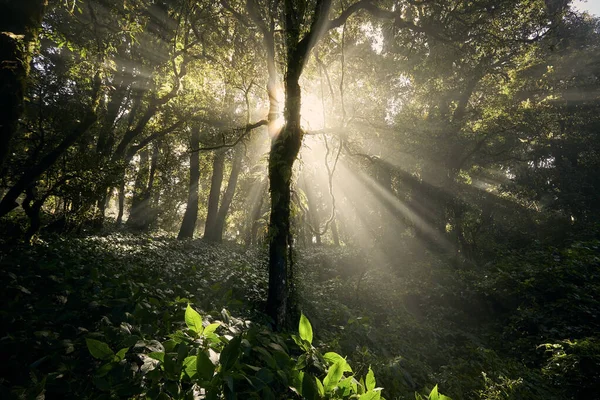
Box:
[1,0,599,399]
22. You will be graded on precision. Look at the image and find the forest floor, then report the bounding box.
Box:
[1,232,599,399]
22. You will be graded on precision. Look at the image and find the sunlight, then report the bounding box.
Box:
[301,93,325,130]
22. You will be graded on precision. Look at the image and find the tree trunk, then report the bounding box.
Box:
[266,65,303,328]
[245,178,266,246]
[22,185,41,242]
[0,0,46,175]
[127,148,150,230]
[93,189,110,229]
[178,128,201,239]
[213,147,243,242]
[117,179,125,225]
[204,150,225,241]
[331,218,340,246]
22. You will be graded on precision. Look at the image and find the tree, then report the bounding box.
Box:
[0,0,47,174]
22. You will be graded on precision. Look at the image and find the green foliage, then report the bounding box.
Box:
[416,385,452,400]
[1,232,597,400]
[84,306,387,399]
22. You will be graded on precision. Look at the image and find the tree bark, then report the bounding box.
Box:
[267,68,304,328]
[0,0,46,175]
[116,179,125,225]
[245,178,266,246]
[178,128,201,239]
[331,218,340,246]
[213,146,243,242]
[204,150,225,241]
[127,148,150,230]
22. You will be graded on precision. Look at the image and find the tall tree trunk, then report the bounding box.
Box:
[204,150,225,241]
[178,128,201,239]
[93,189,110,229]
[331,218,340,246]
[213,147,243,242]
[117,179,125,225]
[0,0,46,175]
[267,65,303,328]
[127,148,150,230]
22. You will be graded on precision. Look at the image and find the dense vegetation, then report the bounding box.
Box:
[1,0,600,399]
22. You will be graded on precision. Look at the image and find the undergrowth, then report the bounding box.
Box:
[1,233,598,399]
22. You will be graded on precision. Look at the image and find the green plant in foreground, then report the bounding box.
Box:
[415,385,451,400]
[87,305,392,399]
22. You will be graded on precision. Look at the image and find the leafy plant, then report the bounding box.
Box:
[86,307,388,399]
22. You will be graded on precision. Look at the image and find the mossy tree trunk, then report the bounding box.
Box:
[266,0,310,328]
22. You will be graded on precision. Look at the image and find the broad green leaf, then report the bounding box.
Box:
[366,367,376,391]
[358,377,366,394]
[338,376,354,396]
[96,362,114,377]
[196,350,215,381]
[203,322,220,336]
[359,392,380,400]
[86,338,114,360]
[220,335,241,371]
[298,313,313,344]
[427,385,451,400]
[429,385,439,400]
[323,360,345,392]
[182,355,197,378]
[148,352,165,363]
[316,377,325,397]
[302,374,318,400]
[295,370,305,395]
[323,352,352,372]
[185,304,203,335]
[115,347,129,362]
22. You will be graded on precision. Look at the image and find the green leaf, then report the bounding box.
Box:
[359,392,380,400]
[338,376,354,396]
[220,335,242,371]
[203,322,220,337]
[294,370,305,395]
[196,350,215,381]
[148,352,165,363]
[323,352,352,372]
[302,374,318,400]
[323,360,345,392]
[185,304,203,335]
[429,385,439,400]
[298,313,313,344]
[115,347,129,362]
[427,385,451,400]
[182,356,197,378]
[366,367,376,391]
[86,338,114,360]
[96,362,114,377]
[316,377,325,397]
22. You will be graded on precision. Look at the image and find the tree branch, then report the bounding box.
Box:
[190,119,268,152]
